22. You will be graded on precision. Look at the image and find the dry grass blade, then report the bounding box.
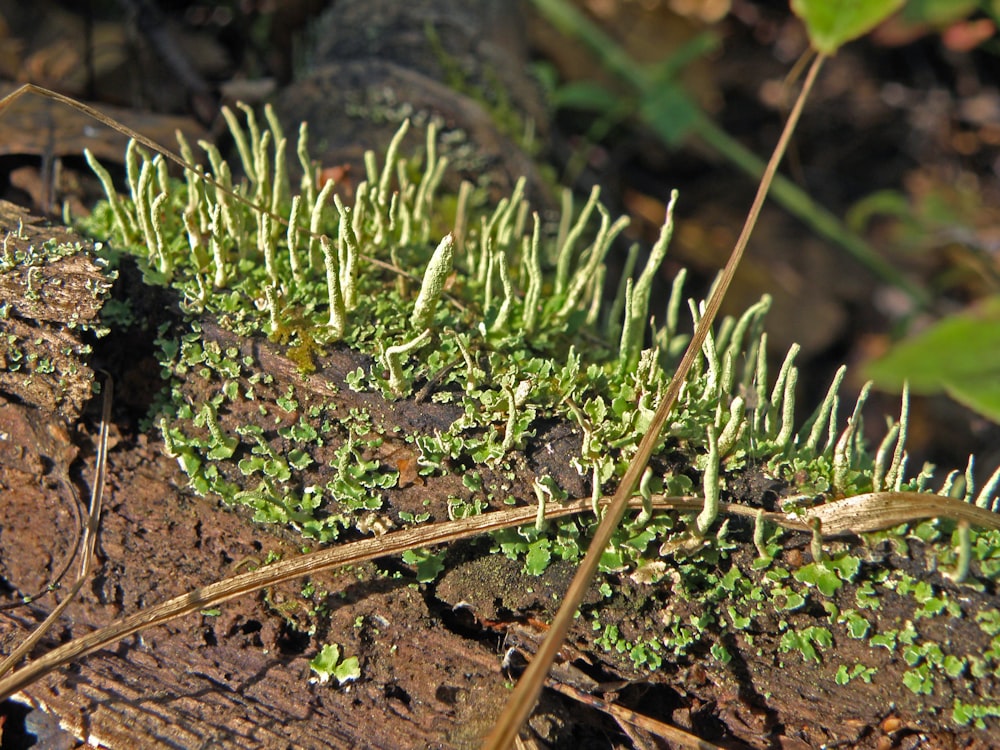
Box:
[795,491,1000,535]
[0,374,112,679]
[0,495,696,700]
[545,680,723,750]
[0,476,991,705]
[3,61,990,747]
[482,52,829,749]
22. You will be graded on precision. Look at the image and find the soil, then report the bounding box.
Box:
[1,1,999,749]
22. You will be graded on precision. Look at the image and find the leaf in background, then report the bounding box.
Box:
[865,296,1000,423]
[638,83,699,145]
[901,0,980,27]
[792,0,907,54]
[551,80,621,112]
[846,189,913,233]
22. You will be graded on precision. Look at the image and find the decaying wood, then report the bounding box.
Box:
[271,0,552,203]
[0,199,110,421]
[0,421,516,749]
[2,256,999,747]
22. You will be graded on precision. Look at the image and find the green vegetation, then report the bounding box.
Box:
[308,642,360,686]
[0,224,114,416]
[78,92,1000,729]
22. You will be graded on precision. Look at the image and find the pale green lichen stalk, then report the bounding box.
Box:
[78,109,1000,730]
[410,234,453,330]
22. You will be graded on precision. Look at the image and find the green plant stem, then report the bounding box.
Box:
[530,0,929,306]
[483,50,828,750]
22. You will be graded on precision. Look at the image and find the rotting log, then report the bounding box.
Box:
[0,200,111,421]
[2,1,1000,748]
[2,219,999,747]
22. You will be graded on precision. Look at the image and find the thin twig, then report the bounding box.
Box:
[3,480,995,701]
[546,680,723,750]
[0,374,112,679]
[0,495,695,699]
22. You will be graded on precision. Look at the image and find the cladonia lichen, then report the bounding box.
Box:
[80,107,1000,729]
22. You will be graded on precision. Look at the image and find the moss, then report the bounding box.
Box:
[0,224,114,416]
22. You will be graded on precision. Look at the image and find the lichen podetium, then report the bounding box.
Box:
[80,107,1000,730]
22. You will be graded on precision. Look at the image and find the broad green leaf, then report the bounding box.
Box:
[402,547,446,582]
[333,656,361,684]
[309,644,361,686]
[639,83,699,145]
[791,0,906,54]
[865,296,1000,423]
[943,379,1000,425]
[309,643,341,684]
[901,0,979,26]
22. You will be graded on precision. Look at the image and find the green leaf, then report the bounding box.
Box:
[846,189,913,233]
[333,655,361,684]
[207,436,239,460]
[791,0,906,54]
[402,548,446,583]
[238,456,265,476]
[902,665,934,695]
[794,562,842,597]
[828,554,861,582]
[865,296,1000,424]
[844,611,871,639]
[780,590,807,611]
[871,632,897,651]
[639,83,699,145]
[551,81,621,112]
[943,654,966,678]
[287,449,313,470]
[310,644,360,686]
[309,643,341,684]
[710,642,732,664]
[901,0,979,27]
[176,450,202,476]
[525,539,552,576]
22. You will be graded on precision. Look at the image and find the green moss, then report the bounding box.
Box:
[836,663,877,684]
[954,699,1000,729]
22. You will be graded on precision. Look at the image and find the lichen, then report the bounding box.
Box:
[78,106,1000,730]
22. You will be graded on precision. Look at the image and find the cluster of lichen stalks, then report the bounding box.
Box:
[81,107,1000,729]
